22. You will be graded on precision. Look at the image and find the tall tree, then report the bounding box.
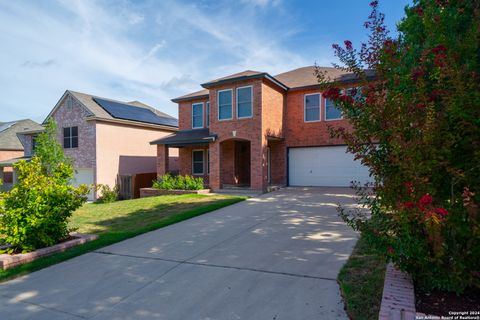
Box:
[319,0,480,292]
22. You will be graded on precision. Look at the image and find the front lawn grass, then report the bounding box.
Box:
[0,194,246,282]
[338,235,386,320]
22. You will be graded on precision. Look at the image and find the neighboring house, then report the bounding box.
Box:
[152,66,374,192]
[0,119,43,189]
[20,90,179,200]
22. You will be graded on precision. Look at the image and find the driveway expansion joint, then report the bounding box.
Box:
[0,292,87,319]
[92,251,337,282]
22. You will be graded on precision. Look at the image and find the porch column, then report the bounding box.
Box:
[209,141,221,190]
[156,144,169,177]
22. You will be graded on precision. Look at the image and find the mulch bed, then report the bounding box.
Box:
[416,287,480,316]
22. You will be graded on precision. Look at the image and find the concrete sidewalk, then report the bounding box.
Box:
[0,187,360,320]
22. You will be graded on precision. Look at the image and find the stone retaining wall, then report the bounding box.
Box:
[0,234,98,270]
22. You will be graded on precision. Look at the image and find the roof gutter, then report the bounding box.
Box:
[201,73,289,91]
[86,116,178,131]
[171,94,210,103]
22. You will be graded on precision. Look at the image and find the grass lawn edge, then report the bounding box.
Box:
[337,235,387,320]
[0,196,246,283]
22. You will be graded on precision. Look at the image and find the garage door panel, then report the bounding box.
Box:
[73,168,95,201]
[288,146,372,187]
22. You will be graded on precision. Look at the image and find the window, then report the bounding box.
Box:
[236,86,252,118]
[206,101,210,127]
[218,89,233,120]
[192,150,204,175]
[304,93,320,122]
[346,87,363,102]
[32,136,37,154]
[207,149,210,174]
[325,97,343,120]
[192,103,204,128]
[63,126,78,148]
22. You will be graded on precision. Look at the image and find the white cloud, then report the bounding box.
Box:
[0,0,331,122]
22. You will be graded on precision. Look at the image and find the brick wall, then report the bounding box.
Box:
[178,98,209,131]
[178,146,210,184]
[262,81,286,185]
[17,134,34,156]
[0,150,24,173]
[284,88,352,147]
[208,79,265,191]
[51,94,96,169]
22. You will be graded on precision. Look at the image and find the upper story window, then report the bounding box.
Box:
[236,86,253,118]
[218,89,233,120]
[346,87,363,101]
[325,97,343,121]
[304,93,321,122]
[206,101,210,127]
[192,150,205,175]
[192,103,204,129]
[63,126,78,149]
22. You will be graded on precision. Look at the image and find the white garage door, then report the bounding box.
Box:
[288,146,372,187]
[73,168,95,201]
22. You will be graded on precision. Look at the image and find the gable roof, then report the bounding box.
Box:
[0,119,43,150]
[171,65,375,103]
[201,70,288,90]
[171,89,210,103]
[45,90,178,129]
[274,66,375,89]
[274,66,344,89]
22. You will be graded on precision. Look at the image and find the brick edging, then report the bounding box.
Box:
[0,234,98,270]
[379,263,416,320]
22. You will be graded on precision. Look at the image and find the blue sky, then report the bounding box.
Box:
[0,0,412,122]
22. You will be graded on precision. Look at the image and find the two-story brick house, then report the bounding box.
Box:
[152,66,372,192]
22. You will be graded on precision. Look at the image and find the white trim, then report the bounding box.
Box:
[304,93,321,123]
[191,102,204,129]
[217,89,233,121]
[324,97,343,121]
[206,101,210,127]
[236,85,253,119]
[192,149,205,175]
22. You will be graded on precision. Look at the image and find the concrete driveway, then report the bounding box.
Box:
[0,187,360,320]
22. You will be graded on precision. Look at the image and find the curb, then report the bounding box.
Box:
[379,263,416,320]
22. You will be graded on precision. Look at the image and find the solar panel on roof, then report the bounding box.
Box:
[92,97,178,127]
[0,122,16,133]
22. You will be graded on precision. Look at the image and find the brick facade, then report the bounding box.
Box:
[285,88,352,147]
[156,73,355,192]
[51,95,96,169]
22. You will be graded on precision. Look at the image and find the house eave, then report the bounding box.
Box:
[86,117,178,131]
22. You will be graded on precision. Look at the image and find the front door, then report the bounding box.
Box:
[234,141,251,186]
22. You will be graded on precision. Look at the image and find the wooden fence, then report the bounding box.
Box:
[117,172,157,200]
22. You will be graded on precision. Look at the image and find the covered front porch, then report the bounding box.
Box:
[0,156,30,191]
[152,130,286,192]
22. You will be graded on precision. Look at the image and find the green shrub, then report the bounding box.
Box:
[0,158,89,253]
[320,0,480,293]
[153,174,204,190]
[95,184,118,203]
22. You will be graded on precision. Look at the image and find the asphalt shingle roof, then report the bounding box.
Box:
[0,119,43,150]
[150,129,215,146]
